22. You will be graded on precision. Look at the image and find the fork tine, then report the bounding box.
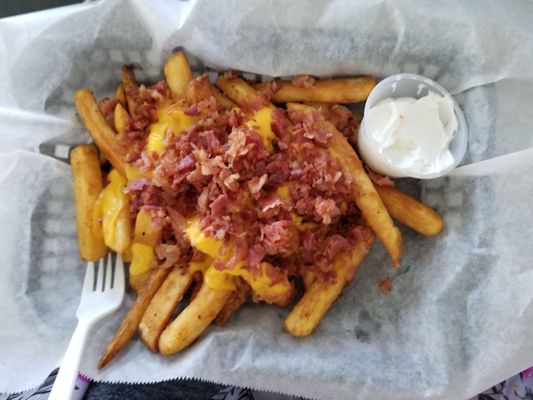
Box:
[96,256,105,292]
[112,254,125,293]
[106,253,115,290]
[83,261,96,292]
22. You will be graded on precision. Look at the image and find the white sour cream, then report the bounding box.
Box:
[365,92,458,175]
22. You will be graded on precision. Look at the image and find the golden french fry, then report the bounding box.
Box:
[284,227,374,336]
[139,267,194,352]
[113,103,130,135]
[186,75,213,104]
[216,76,264,109]
[98,169,132,254]
[188,276,203,303]
[376,185,444,236]
[70,145,107,261]
[159,281,232,355]
[121,66,138,116]
[216,278,250,325]
[98,267,171,369]
[164,52,193,101]
[115,83,126,107]
[255,77,376,104]
[211,85,236,110]
[186,74,235,110]
[129,273,149,294]
[75,89,126,176]
[287,102,402,267]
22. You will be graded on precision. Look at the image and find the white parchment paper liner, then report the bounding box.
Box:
[1,1,533,399]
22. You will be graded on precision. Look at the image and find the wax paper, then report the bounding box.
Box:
[1,0,533,399]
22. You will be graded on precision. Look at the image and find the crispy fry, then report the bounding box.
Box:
[255,77,376,104]
[98,267,171,369]
[164,51,193,101]
[376,185,444,236]
[115,83,126,107]
[70,145,107,261]
[211,85,236,110]
[113,103,130,135]
[287,102,402,267]
[129,273,149,294]
[284,227,374,336]
[129,210,162,276]
[186,74,236,110]
[216,278,250,325]
[98,169,132,253]
[186,75,213,104]
[121,66,138,116]
[139,267,194,352]
[159,281,232,355]
[188,275,203,303]
[216,76,264,109]
[75,89,126,176]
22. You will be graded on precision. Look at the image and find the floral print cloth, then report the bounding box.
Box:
[1,368,532,399]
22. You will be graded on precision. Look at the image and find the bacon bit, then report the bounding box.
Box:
[260,220,299,256]
[248,244,266,267]
[291,75,316,88]
[367,168,395,187]
[223,173,240,191]
[177,155,195,172]
[314,197,340,225]
[209,194,231,216]
[248,174,268,196]
[257,80,282,103]
[184,104,199,116]
[325,234,350,261]
[327,104,352,134]
[378,277,393,294]
[166,208,187,237]
[126,152,141,163]
[223,70,240,80]
[98,97,119,119]
[128,178,151,192]
[155,243,181,269]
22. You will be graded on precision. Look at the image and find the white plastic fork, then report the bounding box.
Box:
[49,253,125,400]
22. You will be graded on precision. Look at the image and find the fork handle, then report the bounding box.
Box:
[49,319,92,400]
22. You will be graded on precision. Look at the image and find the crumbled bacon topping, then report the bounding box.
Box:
[125,89,382,282]
[291,74,316,88]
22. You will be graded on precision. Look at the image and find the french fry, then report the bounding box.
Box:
[139,266,194,352]
[284,227,374,336]
[159,281,232,355]
[115,83,126,107]
[376,185,444,236]
[113,103,130,135]
[98,169,132,254]
[186,74,213,104]
[216,278,250,325]
[129,210,162,276]
[129,273,149,294]
[164,52,193,101]
[211,85,236,110]
[287,102,402,267]
[255,77,376,104]
[216,76,264,109]
[121,66,138,116]
[70,144,107,261]
[98,267,171,369]
[75,89,126,176]
[187,74,235,110]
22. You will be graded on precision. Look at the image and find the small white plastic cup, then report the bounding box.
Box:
[358,73,468,179]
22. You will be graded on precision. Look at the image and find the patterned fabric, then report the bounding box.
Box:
[0,369,88,400]
[1,368,532,399]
